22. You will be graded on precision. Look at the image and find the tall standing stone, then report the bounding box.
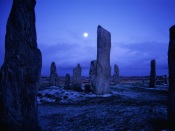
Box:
[113,64,119,85]
[168,25,175,130]
[0,0,42,130]
[164,74,168,84]
[64,74,70,90]
[89,60,97,84]
[149,59,156,88]
[72,63,82,91]
[92,25,111,94]
[142,76,145,85]
[49,62,59,86]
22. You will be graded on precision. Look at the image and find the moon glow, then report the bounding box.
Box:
[83,32,88,37]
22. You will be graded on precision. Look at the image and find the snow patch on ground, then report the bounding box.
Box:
[38,83,169,130]
[38,87,113,104]
[38,84,168,104]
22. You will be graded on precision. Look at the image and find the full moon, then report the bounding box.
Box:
[83,32,88,38]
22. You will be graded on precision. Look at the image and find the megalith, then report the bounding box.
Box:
[64,74,70,90]
[0,0,42,130]
[164,74,168,84]
[149,59,156,88]
[72,63,82,91]
[113,64,119,85]
[49,62,59,86]
[168,25,175,130]
[92,25,111,94]
[89,60,97,84]
[142,76,145,85]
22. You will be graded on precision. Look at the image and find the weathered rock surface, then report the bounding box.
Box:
[149,59,156,88]
[72,64,82,91]
[64,74,70,90]
[89,60,97,84]
[168,25,175,130]
[0,0,42,130]
[113,64,119,85]
[49,62,59,86]
[92,25,111,94]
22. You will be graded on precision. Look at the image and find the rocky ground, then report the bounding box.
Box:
[38,83,168,131]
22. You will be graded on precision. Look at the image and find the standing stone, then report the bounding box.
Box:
[0,0,42,130]
[89,60,97,84]
[84,84,91,92]
[149,59,156,88]
[64,74,70,90]
[72,63,82,91]
[168,25,175,130]
[164,74,168,84]
[49,62,59,86]
[142,76,145,85]
[92,25,111,94]
[110,65,112,81]
[113,64,119,85]
[0,68,1,80]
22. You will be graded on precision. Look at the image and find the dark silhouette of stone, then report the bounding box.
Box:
[49,62,59,86]
[64,74,70,90]
[37,93,43,98]
[168,25,175,130]
[142,76,144,85]
[92,25,111,94]
[72,64,82,91]
[85,84,91,93]
[0,0,41,130]
[0,68,1,81]
[164,74,168,84]
[89,60,97,84]
[113,64,119,85]
[149,59,156,88]
[110,65,112,78]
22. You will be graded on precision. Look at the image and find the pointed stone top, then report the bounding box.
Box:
[98,25,102,28]
[91,60,96,62]
[51,62,56,68]
[97,25,111,35]
[170,25,175,40]
[170,25,175,31]
[51,62,55,65]
[91,60,96,64]
[75,63,81,70]
[98,25,106,30]
[114,64,118,67]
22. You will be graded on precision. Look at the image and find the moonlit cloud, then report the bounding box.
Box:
[110,41,168,76]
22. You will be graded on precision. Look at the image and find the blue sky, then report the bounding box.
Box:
[0,0,175,76]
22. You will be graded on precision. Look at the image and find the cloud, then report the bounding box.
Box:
[40,40,168,76]
[39,38,97,76]
[0,32,168,76]
[110,41,168,76]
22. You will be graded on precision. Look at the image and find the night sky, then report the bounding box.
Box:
[0,0,175,76]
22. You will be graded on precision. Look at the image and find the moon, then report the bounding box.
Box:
[83,32,88,38]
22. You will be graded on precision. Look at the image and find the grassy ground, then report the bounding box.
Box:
[38,83,168,131]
